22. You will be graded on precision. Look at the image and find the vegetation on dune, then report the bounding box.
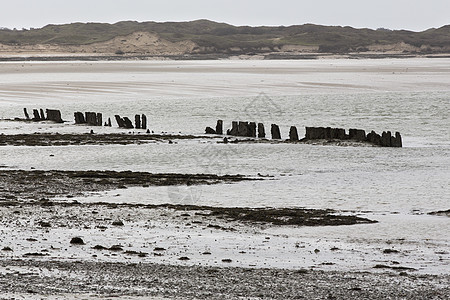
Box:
[0,20,449,53]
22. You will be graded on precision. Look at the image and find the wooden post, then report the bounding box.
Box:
[141,114,147,129]
[23,108,30,120]
[289,126,299,141]
[257,123,265,138]
[271,124,281,139]
[135,114,141,129]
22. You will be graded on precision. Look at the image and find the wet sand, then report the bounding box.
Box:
[1,59,449,102]
[0,169,448,299]
[1,259,448,299]
[0,59,449,299]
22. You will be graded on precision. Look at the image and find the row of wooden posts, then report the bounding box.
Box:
[23,108,148,130]
[23,108,63,123]
[206,120,402,147]
[75,111,148,129]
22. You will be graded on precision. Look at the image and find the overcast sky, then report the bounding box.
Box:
[1,0,448,31]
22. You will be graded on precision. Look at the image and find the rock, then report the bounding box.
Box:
[289,126,299,141]
[23,108,30,120]
[383,248,400,254]
[141,114,147,129]
[38,221,51,228]
[135,114,141,129]
[222,258,232,263]
[146,129,150,134]
[271,124,281,139]
[205,127,216,134]
[223,137,228,144]
[93,245,107,250]
[258,123,265,138]
[216,120,223,135]
[70,237,85,245]
[2,246,13,251]
[112,220,124,226]
[109,245,123,251]
[178,256,190,261]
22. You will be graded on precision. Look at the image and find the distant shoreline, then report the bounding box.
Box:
[1,52,450,62]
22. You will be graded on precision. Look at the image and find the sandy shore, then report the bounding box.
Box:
[1,259,448,299]
[0,168,448,299]
[0,59,448,299]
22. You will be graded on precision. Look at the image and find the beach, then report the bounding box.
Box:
[0,58,449,299]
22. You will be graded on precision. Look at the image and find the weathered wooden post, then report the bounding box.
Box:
[96,113,102,126]
[237,121,249,137]
[141,114,147,129]
[289,126,299,141]
[39,109,46,120]
[216,120,223,135]
[74,112,86,124]
[367,130,381,146]
[271,124,281,139]
[85,112,97,125]
[46,109,63,123]
[205,127,216,134]
[381,131,392,147]
[391,132,403,147]
[249,122,257,137]
[227,121,238,136]
[33,109,41,121]
[336,128,346,140]
[115,115,125,128]
[135,114,141,129]
[257,123,265,138]
[123,117,134,129]
[23,108,30,120]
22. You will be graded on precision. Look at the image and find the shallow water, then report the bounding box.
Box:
[0,59,449,274]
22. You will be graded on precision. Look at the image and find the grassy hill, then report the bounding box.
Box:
[1,19,449,54]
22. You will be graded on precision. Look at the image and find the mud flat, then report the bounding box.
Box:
[0,170,257,201]
[0,132,390,147]
[0,132,211,146]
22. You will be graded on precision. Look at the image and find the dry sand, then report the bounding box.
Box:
[0,32,197,57]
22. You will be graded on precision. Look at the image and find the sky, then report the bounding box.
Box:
[0,0,448,32]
